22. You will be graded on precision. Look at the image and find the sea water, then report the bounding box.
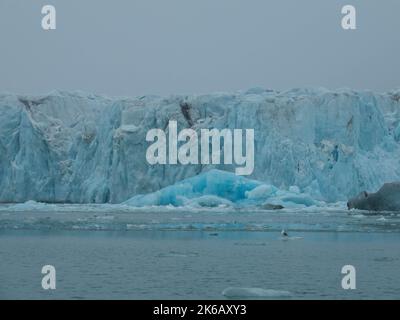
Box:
[0,205,399,299]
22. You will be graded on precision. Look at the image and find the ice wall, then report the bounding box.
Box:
[0,88,399,203]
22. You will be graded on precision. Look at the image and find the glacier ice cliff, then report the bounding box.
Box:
[0,88,399,204]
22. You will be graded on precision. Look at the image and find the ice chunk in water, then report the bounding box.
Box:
[222,287,292,298]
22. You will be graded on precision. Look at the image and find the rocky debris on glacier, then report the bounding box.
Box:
[347,182,400,212]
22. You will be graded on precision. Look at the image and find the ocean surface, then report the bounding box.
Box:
[0,205,399,300]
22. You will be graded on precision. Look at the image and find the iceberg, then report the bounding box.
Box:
[0,88,399,204]
[123,169,260,207]
[123,169,323,208]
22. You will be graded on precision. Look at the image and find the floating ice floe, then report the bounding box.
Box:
[0,200,134,213]
[6,200,53,211]
[222,287,292,298]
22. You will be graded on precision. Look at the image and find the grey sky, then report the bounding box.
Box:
[0,0,399,96]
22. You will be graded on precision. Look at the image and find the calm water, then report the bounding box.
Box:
[0,207,400,299]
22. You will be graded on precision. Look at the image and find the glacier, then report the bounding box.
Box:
[0,88,399,204]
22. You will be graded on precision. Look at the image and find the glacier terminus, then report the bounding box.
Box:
[0,87,399,207]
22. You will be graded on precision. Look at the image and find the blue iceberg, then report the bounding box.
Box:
[124,169,322,208]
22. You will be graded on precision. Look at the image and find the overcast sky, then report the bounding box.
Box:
[0,0,399,96]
